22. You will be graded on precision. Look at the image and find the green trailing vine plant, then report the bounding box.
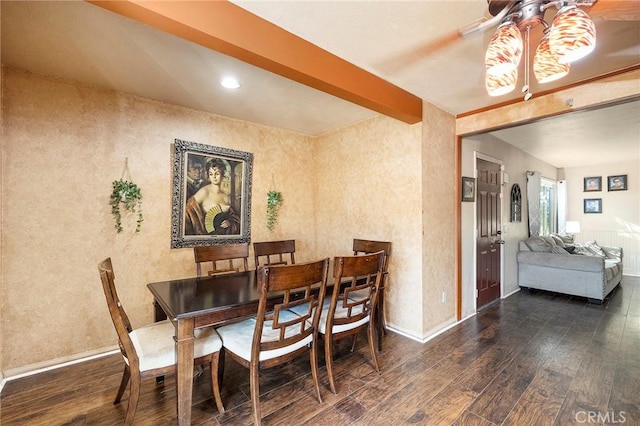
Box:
[266,190,283,232]
[110,160,144,233]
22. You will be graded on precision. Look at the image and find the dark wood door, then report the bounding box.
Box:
[476,158,502,309]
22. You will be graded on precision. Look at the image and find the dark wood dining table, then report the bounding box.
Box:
[148,270,265,425]
[147,267,372,425]
[148,269,327,425]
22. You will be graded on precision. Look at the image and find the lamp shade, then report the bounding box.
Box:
[485,21,523,76]
[565,221,581,234]
[534,34,570,83]
[549,5,596,64]
[486,68,517,96]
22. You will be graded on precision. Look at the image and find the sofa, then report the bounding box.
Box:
[517,235,623,303]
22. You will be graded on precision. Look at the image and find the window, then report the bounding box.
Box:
[540,177,557,236]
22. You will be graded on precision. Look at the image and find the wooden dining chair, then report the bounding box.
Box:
[97,258,225,424]
[320,251,385,394]
[194,243,250,276]
[352,238,391,350]
[253,239,296,268]
[216,258,329,426]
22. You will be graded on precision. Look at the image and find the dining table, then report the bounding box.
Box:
[148,269,326,425]
[147,265,380,425]
[148,270,266,425]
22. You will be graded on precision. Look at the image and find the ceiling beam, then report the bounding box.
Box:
[87,0,423,124]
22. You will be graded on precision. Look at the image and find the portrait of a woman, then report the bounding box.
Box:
[184,157,240,235]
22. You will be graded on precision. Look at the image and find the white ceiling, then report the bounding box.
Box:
[2,1,639,168]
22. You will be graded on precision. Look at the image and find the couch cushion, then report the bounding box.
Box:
[605,259,620,276]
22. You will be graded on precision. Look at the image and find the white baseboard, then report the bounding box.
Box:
[386,314,475,345]
[0,346,119,393]
[503,287,521,299]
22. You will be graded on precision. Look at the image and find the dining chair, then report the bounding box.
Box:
[216,258,329,426]
[320,251,385,394]
[97,258,224,424]
[352,238,392,350]
[194,243,250,276]
[253,239,296,268]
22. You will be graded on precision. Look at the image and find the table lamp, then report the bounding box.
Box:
[565,221,581,236]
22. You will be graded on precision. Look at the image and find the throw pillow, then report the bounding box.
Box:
[585,241,606,258]
[550,234,565,247]
[554,234,574,244]
[602,246,622,260]
[564,245,576,254]
[551,245,569,254]
[525,236,552,252]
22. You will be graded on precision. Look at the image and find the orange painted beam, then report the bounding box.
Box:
[87,0,423,124]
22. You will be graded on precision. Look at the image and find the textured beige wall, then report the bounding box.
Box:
[1,67,317,372]
[421,103,457,336]
[1,8,4,381]
[314,116,424,336]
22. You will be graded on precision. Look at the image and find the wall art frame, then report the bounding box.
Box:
[462,177,475,202]
[583,198,602,214]
[171,139,253,248]
[583,176,601,192]
[607,174,627,191]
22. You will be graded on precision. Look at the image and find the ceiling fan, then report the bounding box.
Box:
[382,0,639,98]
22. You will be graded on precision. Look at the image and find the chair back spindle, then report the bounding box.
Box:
[253,239,296,268]
[194,243,249,276]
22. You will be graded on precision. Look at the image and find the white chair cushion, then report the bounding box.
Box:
[317,298,368,334]
[290,298,369,334]
[216,310,312,362]
[128,320,222,372]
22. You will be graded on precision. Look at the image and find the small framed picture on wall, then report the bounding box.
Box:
[584,198,602,214]
[462,177,475,202]
[583,176,601,192]
[607,175,627,191]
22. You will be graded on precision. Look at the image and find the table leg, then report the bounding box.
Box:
[176,318,195,426]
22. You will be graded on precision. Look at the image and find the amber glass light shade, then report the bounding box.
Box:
[549,6,596,64]
[485,22,523,76]
[534,34,570,83]
[486,69,517,96]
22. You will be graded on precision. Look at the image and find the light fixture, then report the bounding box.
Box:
[565,220,581,235]
[486,69,518,97]
[220,76,240,89]
[534,32,570,83]
[484,1,596,97]
[549,5,596,64]
[485,21,523,76]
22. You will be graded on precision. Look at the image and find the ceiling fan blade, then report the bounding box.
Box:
[588,0,640,20]
[376,17,492,73]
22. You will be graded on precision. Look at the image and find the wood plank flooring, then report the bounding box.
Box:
[2,276,638,425]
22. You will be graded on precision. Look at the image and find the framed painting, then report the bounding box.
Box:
[583,176,601,192]
[583,198,602,214]
[607,174,627,191]
[171,139,253,248]
[462,177,475,202]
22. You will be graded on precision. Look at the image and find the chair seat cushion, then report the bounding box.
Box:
[289,296,369,334]
[128,320,222,372]
[216,310,312,362]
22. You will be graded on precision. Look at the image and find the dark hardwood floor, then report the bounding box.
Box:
[2,276,638,425]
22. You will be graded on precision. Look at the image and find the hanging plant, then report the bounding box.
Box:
[266,190,283,231]
[109,179,143,233]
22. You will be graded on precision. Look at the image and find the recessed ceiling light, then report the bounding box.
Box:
[220,76,240,89]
